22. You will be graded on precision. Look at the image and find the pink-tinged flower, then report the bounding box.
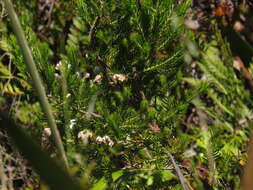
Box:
[234,21,244,32]
[43,128,51,136]
[102,135,110,142]
[108,141,114,147]
[96,135,114,147]
[93,74,102,83]
[96,136,103,143]
[112,74,127,82]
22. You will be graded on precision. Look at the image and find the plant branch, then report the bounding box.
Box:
[88,16,99,43]
[168,152,190,190]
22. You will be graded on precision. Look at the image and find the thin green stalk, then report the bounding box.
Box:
[3,0,68,169]
[198,110,217,186]
[61,62,71,146]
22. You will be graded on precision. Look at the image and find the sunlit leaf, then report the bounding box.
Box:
[91,177,108,190]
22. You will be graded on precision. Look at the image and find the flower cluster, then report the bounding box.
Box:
[78,129,93,139]
[112,74,127,83]
[84,73,128,87]
[108,74,128,85]
[78,130,93,144]
[55,61,71,70]
[90,74,102,87]
[54,61,71,79]
[96,135,114,147]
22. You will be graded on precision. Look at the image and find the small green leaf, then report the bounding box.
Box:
[91,177,108,190]
[73,17,86,31]
[112,170,123,182]
[147,176,154,186]
[161,170,176,182]
[140,100,149,111]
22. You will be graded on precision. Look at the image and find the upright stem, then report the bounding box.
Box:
[61,62,71,146]
[198,110,217,186]
[3,0,68,169]
[242,129,253,190]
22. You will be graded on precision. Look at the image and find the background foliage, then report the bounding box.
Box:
[1,0,253,189]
